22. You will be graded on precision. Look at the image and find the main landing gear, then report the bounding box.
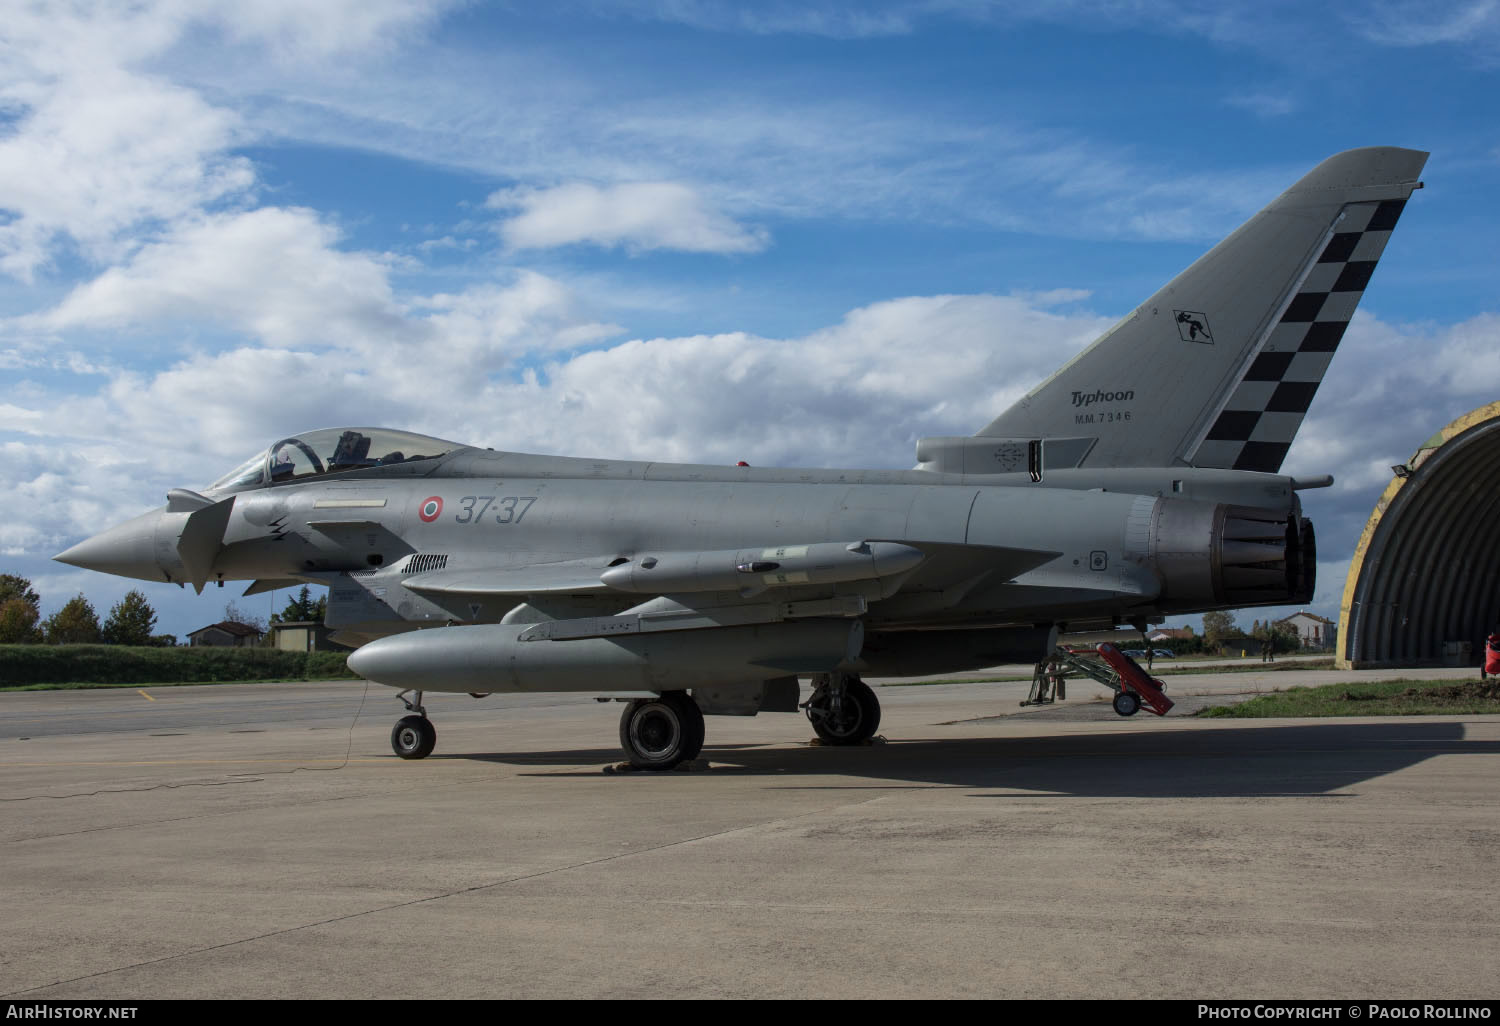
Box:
[390,690,437,760]
[386,675,886,768]
[618,691,705,770]
[803,672,881,745]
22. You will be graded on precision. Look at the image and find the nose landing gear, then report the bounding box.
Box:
[390,690,436,759]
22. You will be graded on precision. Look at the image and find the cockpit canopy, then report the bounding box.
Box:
[207,427,465,493]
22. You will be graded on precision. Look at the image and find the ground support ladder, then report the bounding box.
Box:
[1024,642,1174,717]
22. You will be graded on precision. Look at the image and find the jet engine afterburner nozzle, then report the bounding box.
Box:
[1149,501,1315,611]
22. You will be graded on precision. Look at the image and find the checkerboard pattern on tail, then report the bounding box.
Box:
[1194,199,1407,473]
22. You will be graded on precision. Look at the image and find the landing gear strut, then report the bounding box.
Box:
[804,673,881,745]
[618,690,705,770]
[390,690,437,759]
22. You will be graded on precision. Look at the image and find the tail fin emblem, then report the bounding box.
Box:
[1174,310,1214,343]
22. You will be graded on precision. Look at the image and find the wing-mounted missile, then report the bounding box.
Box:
[517,593,869,641]
[402,560,615,598]
[598,540,927,596]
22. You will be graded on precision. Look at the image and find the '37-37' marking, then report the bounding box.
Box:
[454,496,538,524]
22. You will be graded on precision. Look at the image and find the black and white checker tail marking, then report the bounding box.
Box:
[1192,199,1407,473]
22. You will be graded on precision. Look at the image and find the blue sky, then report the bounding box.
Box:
[2,0,1498,640]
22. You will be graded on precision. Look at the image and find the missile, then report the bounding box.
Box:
[599,540,925,594]
[347,619,864,694]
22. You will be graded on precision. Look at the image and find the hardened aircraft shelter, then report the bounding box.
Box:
[1338,400,1500,668]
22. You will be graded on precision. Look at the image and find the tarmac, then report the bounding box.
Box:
[1,662,1496,1000]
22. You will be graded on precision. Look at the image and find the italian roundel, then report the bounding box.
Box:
[418,496,443,523]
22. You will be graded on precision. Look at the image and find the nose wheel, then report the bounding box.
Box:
[391,715,437,759]
[390,690,436,759]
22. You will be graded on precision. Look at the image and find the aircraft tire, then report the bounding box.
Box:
[809,677,881,745]
[619,691,704,771]
[391,715,437,759]
[1112,691,1141,717]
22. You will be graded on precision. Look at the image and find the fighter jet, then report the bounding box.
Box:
[56,147,1427,769]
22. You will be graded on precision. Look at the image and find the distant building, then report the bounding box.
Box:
[1058,628,1148,648]
[268,621,347,653]
[1276,611,1336,649]
[186,621,263,648]
[1148,628,1195,643]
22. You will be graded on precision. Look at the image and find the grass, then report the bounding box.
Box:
[1153,657,1335,675]
[0,677,356,693]
[1196,678,1500,717]
[882,657,1336,687]
[0,643,355,690]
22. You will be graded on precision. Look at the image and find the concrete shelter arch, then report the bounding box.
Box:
[1338,401,1500,668]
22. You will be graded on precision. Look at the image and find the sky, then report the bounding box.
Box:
[3,0,1499,642]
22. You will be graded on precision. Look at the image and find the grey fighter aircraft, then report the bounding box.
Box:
[57,147,1427,769]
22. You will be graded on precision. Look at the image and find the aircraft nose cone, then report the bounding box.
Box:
[54,509,163,582]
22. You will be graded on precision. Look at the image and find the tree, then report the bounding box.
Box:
[101,590,158,646]
[1251,618,1300,655]
[1202,610,1237,653]
[1270,620,1301,654]
[273,585,325,624]
[44,594,101,644]
[0,574,40,611]
[222,600,266,634]
[0,598,42,644]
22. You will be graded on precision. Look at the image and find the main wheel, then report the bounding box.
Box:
[619,691,705,770]
[1112,691,1141,717]
[391,715,437,759]
[807,677,881,745]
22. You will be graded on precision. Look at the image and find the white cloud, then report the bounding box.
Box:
[0,65,254,280]
[0,0,455,282]
[7,290,1111,527]
[1285,311,1500,507]
[199,0,453,59]
[38,207,409,348]
[580,0,921,37]
[417,275,624,356]
[1351,0,1500,47]
[27,203,625,394]
[177,38,1286,247]
[447,292,1116,467]
[489,182,770,255]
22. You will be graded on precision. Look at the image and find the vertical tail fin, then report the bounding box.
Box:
[975,147,1427,472]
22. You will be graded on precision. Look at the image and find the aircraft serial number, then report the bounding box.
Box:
[1074,410,1132,425]
[454,496,538,524]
